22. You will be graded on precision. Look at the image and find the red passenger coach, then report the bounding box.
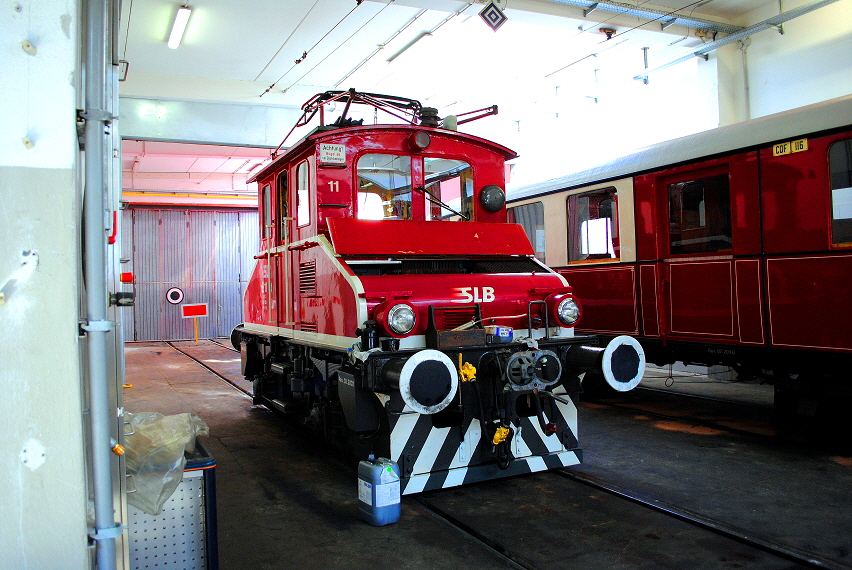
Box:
[506,94,852,424]
[233,90,645,493]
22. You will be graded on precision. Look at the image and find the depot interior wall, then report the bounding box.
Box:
[739,0,852,118]
[119,97,302,148]
[0,2,90,569]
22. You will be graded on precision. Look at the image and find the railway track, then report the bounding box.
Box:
[206,337,237,352]
[414,467,837,570]
[553,469,836,569]
[170,340,849,569]
[165,340,252,396]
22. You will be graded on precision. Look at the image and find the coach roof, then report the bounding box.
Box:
[508,93,852,202]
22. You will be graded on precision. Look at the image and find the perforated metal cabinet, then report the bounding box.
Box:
[128,440,218,570]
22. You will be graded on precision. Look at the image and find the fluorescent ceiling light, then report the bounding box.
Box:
[168,7,191,49]
[386,32,431,64]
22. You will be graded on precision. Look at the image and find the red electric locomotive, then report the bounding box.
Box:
[507,94,852,424]
[232,90,645,493]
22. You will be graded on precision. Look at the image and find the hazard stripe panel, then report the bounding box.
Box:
[391,395,582,494]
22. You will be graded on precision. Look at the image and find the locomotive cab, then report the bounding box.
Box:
[235,90,645,494]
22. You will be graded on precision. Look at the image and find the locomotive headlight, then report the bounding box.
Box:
[387,304,416,335]
[410,131,431,151]
[480,184,505,213]
[556,297,580,326]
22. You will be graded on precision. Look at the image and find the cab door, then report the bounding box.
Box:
[286,159,312,329]
[259,182,277,326]
[275,169,295,328]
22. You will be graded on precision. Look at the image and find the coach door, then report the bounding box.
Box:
[655,150,762,345]
[663,170,737,342]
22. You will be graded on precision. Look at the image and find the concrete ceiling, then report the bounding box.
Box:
[121,140,271,206]
[119,0,778,200]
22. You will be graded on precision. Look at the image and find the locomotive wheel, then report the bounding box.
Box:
[251,376,263,406]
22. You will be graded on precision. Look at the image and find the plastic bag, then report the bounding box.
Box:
[124,412,209,515]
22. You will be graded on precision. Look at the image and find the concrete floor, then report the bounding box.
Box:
[642,364,775,408]
[124,340,852,569]
[124,341,519,569]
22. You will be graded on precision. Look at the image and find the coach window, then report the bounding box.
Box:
[668,173,732,254]
[424,158,473,220]
[356,154,412,220]
[508,202,546,261]
[829,138,852,246]
[277,171,289,242]
[261,184,272,241]
[567,188,619,262]
[296,161,310,227]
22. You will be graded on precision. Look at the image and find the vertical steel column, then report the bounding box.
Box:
[83,0,119,567]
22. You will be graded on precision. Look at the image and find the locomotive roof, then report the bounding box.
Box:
[507,93,852,202]
[249,123,518,184]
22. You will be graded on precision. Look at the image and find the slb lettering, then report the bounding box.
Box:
[455,286,495,303]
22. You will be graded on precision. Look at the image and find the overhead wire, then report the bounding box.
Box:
[278,1,396,94]
[334,8,428,88]
[259,0,367,97]
[363,2,475,97]
[253,0,321,82]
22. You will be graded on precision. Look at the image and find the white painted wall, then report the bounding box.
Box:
[0,2,91,568]
[735,0,852,118]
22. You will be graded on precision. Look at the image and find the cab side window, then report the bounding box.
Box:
[668,174,731,254]
[261,183,272,241]
[278,171,288,242]
[297,161,310,227]
[829,139,852,246]
[508,202,545,262]
[567,187,619,262]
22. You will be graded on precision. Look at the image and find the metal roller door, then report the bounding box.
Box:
[121,208,258,341]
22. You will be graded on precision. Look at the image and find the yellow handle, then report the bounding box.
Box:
[492,426,510,445]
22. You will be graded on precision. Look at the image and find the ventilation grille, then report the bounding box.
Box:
[349,257,542,276]
[436,306,477,330]
[299,260,317,295]
[300,321,318,333]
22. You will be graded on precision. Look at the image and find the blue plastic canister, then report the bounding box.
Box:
[358,457,401,526]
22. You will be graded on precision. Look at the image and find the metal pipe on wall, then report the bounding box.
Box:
[634,0,842,81]
[83,0,119,567]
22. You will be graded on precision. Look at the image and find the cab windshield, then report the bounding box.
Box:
[424,158,472,220]
[356,154,412,220]
[355,154,473,221]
